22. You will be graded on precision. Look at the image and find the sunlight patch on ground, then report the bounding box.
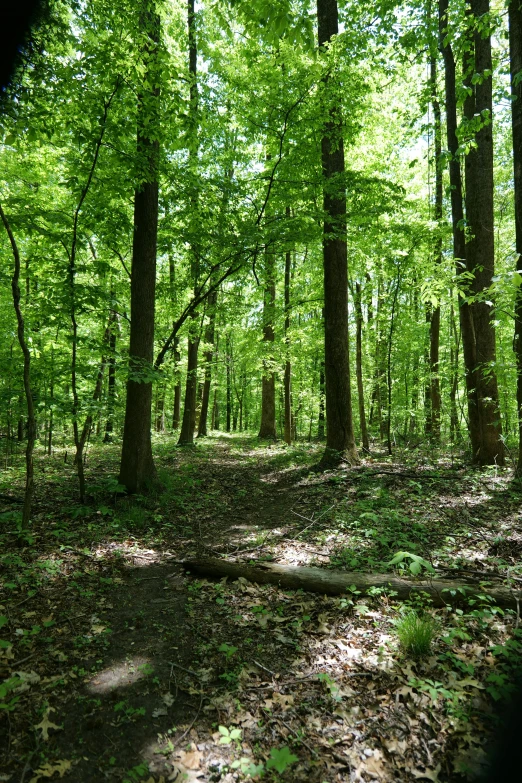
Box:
[87,655,152,694]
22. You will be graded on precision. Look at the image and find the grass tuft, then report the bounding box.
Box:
[395,610,436,658]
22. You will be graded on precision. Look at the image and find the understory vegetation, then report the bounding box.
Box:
[1,435,522,782]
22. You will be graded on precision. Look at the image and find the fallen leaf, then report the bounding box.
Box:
[177,744,202,770]
[35,707,62,741]
[409,764,441,781]
[28,760,71,783]
[91,625,105,634]
[272,692,294,709]
[162,693,175,706]
[152,706,168,718]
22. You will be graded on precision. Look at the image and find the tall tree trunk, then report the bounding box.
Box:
[318,357,325,438]
[0,204,36,530]
[198,290,217,437]
[48,348,54,456]
[450,299,461,441]
[119,4,160,492]
[463,0,504,465]
[103,305,117,443]
[177,0,200,445]
[429,54,442,440]
[172,337,181,429]
[226,334,232,433]
[178,322,199,444]
[284,230,292,445]
[317,0,357,465]
[510,0,522,474]
[354,282,369,452]
[258,245,277,439]
[439,0,482,460]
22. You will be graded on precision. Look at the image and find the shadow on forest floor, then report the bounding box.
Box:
[1,434,522,782]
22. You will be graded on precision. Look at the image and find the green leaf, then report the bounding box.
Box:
[266,746,298,774]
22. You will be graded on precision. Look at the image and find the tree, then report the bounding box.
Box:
[463,0,504,465]
[510,0,522,474]
[119,2,161,492]
[317,0,358,466]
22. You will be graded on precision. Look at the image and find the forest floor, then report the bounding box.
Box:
[1,434,522,783]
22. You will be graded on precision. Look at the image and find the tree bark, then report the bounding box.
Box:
[317,0,358,466]
[119,4,160,492]
[178,557,522,610]
[178,322,199,444]
[284,232,292,445]
[317,358,325,438]
[354,282,369,452]
[258,245,277,439]
[510,0,522,475]
[429,55,442,440]
[0,204,36,530]
[226,333,232,433]
[103,305,117,443]
[439,0,482,460]
[463,0,504,465]
[198,290,217,437]
[177,0,200,445]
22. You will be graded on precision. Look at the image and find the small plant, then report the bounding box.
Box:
[389,551,435,576]
[218,725,242,750]
[266,746,298,774]
[395,610,436,658]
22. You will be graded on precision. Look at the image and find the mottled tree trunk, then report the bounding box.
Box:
[354,282,369,452]
[439,0,482,460]
[119,4,160,492]
[284,237,292,445]
[317,0,357,465]
[178,322,199,445]
[104,306,117,442]
[0,204,36,529]
[198,290,217,438]
[463,0,504,465]
[258,245,277,439]
[510,0,522,474]
[429,55,442,439]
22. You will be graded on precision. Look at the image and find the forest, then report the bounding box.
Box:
[1,0,522,781]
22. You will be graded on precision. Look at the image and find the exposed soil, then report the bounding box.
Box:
[1,435,521,783]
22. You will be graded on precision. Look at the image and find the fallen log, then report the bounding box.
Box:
[178,556,522,610]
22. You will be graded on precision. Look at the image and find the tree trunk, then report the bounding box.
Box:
[317,0,357,466]
[258,245,277,439]
[178,324,199,444]
[284,233,292,445]
[198,290,217,437]
[429,54,442,440]
[226,334,232,433]
[48,350,54,456]
[178,556,522,610]
[103,306,117,443]
[510,0,522,474]
[172,337,181,429]
[439,0,482,460]
[354,282,369,452]
[463,0,504,465]
[177,0,201,446]
[119,4,160,493]
[317,358,325,438]
[0,204,36,530]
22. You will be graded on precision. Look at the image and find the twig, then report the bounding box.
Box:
[168,661,201,679]
[12,652,38,668]
[291,505,335,538]
[253,659,275,677]
[174,691,204,748]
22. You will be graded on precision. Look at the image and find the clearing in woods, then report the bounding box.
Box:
[1,434,521,782]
